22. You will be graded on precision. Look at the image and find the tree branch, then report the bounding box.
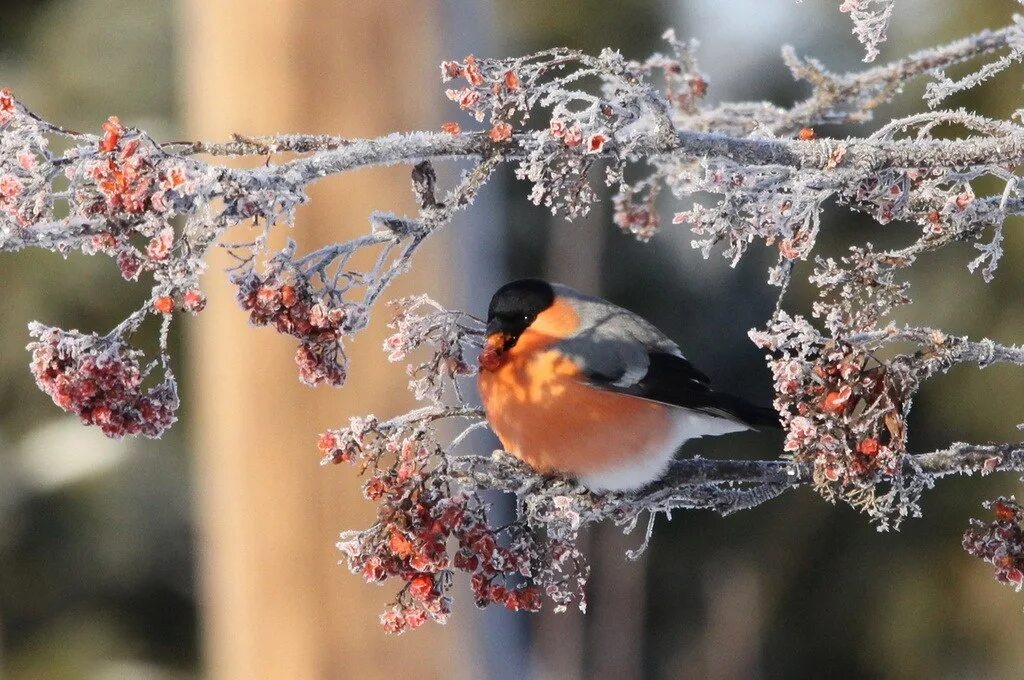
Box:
[446,440,1024,520]
[202,126,1024,194]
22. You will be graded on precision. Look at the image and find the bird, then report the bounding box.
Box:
[476,278,779,492]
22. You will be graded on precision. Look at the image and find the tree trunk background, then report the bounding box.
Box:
[181,2,473,678]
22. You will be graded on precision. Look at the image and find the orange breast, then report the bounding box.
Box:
[477,300,674,477]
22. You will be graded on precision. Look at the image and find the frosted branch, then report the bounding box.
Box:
[5,17,1024,631]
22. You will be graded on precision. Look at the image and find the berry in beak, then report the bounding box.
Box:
[479,332,509,371]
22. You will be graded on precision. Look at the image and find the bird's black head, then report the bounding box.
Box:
[485,278,555,345]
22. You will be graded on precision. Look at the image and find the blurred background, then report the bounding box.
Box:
[2,1,1024,678]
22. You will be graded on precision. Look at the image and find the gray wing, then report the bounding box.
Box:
[550,283,778,428]
[550,283,701,388]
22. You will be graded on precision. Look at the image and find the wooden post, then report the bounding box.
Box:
[534,208,648,680]
[180,2,471,678]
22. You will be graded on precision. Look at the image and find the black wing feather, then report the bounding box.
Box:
[590,352,780,429]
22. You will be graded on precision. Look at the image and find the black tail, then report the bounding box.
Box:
[706,391,781,429]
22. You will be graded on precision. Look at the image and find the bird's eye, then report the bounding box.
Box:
[522,314,530,321]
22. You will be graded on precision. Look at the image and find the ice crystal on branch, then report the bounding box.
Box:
[382,296,480,403]
[839,0,896,62]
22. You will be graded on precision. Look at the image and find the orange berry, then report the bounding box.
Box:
[409,574,434,601]
[99,116,123,152]
[821,386,852,414]
[488,122,512,142]
[504,70,520,91]
[280,284,297,308]
[994,501,1019,522]
[857,437,880,456]
[389,531,415,558]
[182,289,206,313]
[152,295,174,314]
[317,431,338,453]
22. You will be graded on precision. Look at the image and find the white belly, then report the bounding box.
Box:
[578,409,750,492]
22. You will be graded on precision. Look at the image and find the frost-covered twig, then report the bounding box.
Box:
[840,0,897,62]
[446,438,1024,516]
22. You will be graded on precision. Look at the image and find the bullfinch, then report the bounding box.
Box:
[477,278,779,492]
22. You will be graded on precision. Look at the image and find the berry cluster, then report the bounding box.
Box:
[82,117,158,216]
[0,103,202,290]
[382,296,478,404]
[964,497,1024,590]
[80,117,195,222]
[75,118,202,285]
[0,89,47,229]
[612,183,661,242]
[28,323,178,439]
[750,313,915,524]
[442,55,522,129]
[321,418,545,634]
[234,267,350,386]
[440,49,636,219]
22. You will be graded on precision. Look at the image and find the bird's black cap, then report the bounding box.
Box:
[486,278,555,340]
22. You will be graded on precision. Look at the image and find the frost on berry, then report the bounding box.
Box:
[233,258,353,387]
[752,313,920,527]
[964,497,1024,591]
[28,323,178,438]
[613,179,661,242]
[324,413,563,633]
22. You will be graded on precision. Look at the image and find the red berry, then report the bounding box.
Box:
[152,296,175,314]
[409,574,434,601]
[821,386,852,414]
[488,122,512,142]
[182,289,207,313]
[389,531,415,559]
[857,438,880,456]
[99,116,123,152]
[994,501,1019,522]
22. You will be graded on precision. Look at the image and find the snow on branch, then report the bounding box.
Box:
[840,0,897,62]
[5,17,1024,632]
